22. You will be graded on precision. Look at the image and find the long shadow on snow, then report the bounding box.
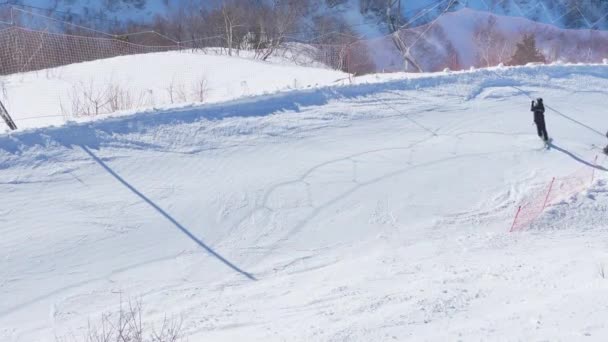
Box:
[550,142,608,172]
[81,145,256,281]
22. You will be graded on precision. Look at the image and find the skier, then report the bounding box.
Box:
[531,98,549,143]
[604,130,608,155]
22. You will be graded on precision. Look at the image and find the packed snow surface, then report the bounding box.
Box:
[2,64,608,341]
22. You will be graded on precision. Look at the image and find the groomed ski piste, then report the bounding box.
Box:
[2,54,608,341]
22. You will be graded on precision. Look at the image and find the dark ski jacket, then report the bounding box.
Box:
[531,101,545,123]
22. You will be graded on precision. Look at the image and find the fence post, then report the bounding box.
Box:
[541,177,556,211]
[510,205,522,232]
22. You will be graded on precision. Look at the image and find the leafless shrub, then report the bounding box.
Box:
[61,81,153,118]
[175,82,188,103]
[138,89,156,108]
[473,15,512,68]
[106,83,135,113]
[57,298,184,342]
[150,315,185,342]
[166,80,176,104]
[192,76,209,103]
[165,78,188,104]
[61,76,211,118]
[167,76,212,104]
[79,81,109,116]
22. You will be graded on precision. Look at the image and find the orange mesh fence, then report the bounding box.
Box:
[510,156,600,232]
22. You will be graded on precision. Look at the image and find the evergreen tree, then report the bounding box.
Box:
[508,34,546,66]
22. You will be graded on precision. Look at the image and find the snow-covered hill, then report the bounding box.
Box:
[0,51,347,130]
[354,8,608,73]
[2,63,608,341]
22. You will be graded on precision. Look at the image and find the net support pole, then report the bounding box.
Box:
[541,177,556,211]
[0,99,17,130]
[510,205,522,232]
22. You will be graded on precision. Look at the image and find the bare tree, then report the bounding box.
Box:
[192,76,209,102]
[253,1,302,60]
[473,15,511,68]
[221,0,247,56]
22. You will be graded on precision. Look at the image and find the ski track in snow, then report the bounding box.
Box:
[2,64,608,341]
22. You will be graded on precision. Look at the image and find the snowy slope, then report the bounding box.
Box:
[0,51,347,130]
[2,64,608,341]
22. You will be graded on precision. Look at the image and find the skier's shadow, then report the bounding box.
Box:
[549,142,608,172]
[80,145,256,281]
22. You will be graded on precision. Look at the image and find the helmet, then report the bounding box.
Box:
[537,98,543,102]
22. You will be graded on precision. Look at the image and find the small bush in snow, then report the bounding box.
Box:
[57,299,185,342]
[193,76,210,102]
[60,81,158,118]
[167,77,210,104]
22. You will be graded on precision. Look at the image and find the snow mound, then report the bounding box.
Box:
[532,179,608,231]
[0,50,347,130]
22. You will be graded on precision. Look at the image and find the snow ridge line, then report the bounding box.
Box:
[2,64,608,154]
